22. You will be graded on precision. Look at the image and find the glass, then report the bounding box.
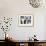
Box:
[29,0,45,8]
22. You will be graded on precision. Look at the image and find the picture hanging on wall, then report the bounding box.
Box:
[18,15,34,26]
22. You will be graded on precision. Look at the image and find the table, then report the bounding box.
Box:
[5,39,46,46]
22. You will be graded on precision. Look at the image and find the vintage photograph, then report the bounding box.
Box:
[19,15,34,26]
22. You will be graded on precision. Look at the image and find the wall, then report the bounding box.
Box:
[0,0,46,40]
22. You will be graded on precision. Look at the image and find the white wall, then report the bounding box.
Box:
[0,0,46,40]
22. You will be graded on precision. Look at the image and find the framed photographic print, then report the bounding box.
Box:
[18,15,34,26]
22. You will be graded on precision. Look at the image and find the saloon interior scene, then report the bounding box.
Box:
[0,0,46,46]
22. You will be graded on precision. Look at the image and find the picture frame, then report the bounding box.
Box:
[18,15,34,26]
